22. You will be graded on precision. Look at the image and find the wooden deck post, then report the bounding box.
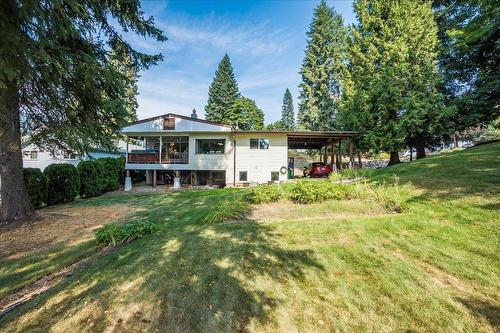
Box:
[159,136,162,164]
[152,170,157,188]
[125,138,129,164]
[348,140,353,169]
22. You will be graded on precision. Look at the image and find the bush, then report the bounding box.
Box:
[23,168,48,209]
[98,157,122,192]
[200,198,249,224]
[353,178,408,213]
[288,180,354,204]
[245,185,283,204]
[95,220,158,246]
[77,160,105,198]
[44,164,80,205]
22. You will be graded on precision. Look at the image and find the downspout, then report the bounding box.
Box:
[233,131,236,187]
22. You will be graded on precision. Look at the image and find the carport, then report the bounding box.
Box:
[287,131,358,170]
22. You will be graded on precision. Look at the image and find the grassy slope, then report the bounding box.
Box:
[0,143,499,332]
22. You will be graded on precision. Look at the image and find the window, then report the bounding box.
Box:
[271,172,279,181]
[250,138,270,149]
[23,151,38,160]
[163,116,175,130]
[63,152,77,159]
[162,136,189,163]
[196,139,225,154]
[239,171,248,182]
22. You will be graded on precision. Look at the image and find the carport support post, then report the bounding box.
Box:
[338,139,342,170]
[324,145,328,163]
[348,140,354,169]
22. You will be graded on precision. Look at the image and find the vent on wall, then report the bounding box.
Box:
[163,116,175,130]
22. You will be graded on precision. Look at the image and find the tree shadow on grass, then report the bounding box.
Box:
[1,191,324,332]
[456,297,500,330]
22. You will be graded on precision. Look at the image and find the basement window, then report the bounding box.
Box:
[271,172,279,181]
[239,171,248,182]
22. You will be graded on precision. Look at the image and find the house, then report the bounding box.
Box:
[22,139,135,171]
[121,113,357,190]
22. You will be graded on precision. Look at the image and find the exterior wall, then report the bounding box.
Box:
[234,133,288,184]
[122,116,231,134]
[126,133,235,185]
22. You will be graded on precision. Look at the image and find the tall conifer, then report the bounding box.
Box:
[298,1,348,131]
[281,88,295,130]
[205,54,240,123]
[341,0,446,164]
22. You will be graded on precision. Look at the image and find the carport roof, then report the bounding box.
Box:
[235,130,357,150]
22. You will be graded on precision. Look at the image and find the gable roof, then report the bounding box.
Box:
[125,113,233,128]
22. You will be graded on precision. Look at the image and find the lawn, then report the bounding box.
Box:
[0,143,498,332]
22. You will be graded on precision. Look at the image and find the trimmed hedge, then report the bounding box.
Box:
[44,164,80,205]
[78,160,105,198]
[23,168,48,209]
[98,157,122,192]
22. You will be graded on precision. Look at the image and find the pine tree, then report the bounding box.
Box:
[228,97,264,130]
[298,0,348,131]
[340,0,446,164]
[0,0,166,221]
[205,54,240,123]
[280,88,295,130]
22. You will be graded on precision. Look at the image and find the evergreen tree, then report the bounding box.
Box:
[205,54,240,123]
[341,0,446,165]
[0,0,166,221]
[298,1,348,131]
[228,97,264,130]
[280,88,295,130]
[433,0,499,143]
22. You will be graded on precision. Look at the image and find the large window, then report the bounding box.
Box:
[250,138,269,149]
[196,139,225,154]
[162,136,189,163]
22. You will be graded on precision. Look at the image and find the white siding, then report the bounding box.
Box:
[122,115,231,134]
[234,133,288,184]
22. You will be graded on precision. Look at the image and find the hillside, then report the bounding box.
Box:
[1,143,499,332]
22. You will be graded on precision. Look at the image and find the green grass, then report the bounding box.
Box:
[0,143,499,332]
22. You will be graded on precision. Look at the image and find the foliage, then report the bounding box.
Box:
[77,160,105,198]
[280,88,295,130]
[98,157,122,192]
[0,0,166,221]
[200,198,249,224]
[298,0,348,130]
[95,220,159,246]
[340,0,449,161]
[288,180,353,204]
[433,0,499,133]
[44,164,80,205]
[329,168,373,181]
[228,96,264,130]
[353,179,408,213]
[245,185,283,204]
[205,54,240,124]
[265,120,285,131]
[23,168,48,209]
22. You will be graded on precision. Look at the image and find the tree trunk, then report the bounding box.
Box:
[357,152,362,168]
[409,147,413,161]
[415,136,426,159]
[388,151,401,166]
[0,79,34,222]
[454,131,459,148]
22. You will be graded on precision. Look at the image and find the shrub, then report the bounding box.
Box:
[353,178,408,213]
[98,157,122,192]
[44,163,80,205]
[200,198,249,224]
[23,168,48,209]
[245,185,283,204]
[77,160,105,198]
[95,220,158,246]
[288,180,354,204]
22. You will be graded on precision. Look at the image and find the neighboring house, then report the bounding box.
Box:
[121,113,357,189]
[22,139,137,171]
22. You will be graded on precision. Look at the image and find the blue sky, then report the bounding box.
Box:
[126,0,356,123]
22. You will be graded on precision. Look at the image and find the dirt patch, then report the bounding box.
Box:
[0,204,137,260]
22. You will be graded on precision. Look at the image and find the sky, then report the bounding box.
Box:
[125,0,356,124]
